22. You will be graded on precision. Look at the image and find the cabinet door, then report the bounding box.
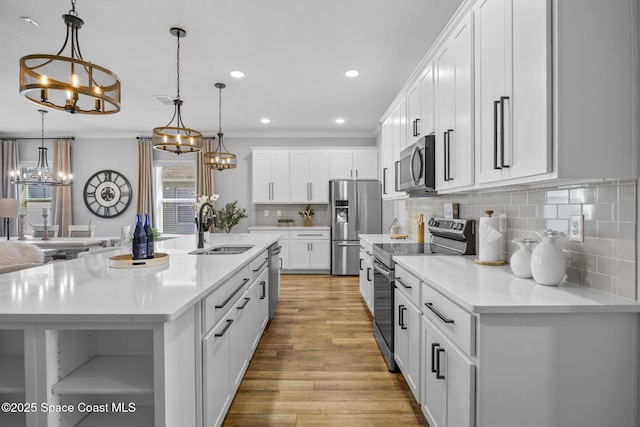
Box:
[330,151,354,179]
[407,81,422,145]
[289,241,310,269]
[392,102,407,197]
[475,0,551,184]
[422,317,445,427]
[435,39,454,190]
[359,252,367,300]
[353,150,378,180]
[229,291,251,393]
[252,151,273,203]
[395,290,420,403]
[394,289,410,375]
[203,314,232,427]
[363,257,374,316]
[308,240,330,269]
[270,151,290,202]
[420,64,435,137]
[380,118,394,199]
[290,151,311,202]
[308,151,331,203]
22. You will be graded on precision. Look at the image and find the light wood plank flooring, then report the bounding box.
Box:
[223,274,429,427]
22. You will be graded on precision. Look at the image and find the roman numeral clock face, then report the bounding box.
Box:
[83,170,132,218]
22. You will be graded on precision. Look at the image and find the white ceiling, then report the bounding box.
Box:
[0,0,463,139]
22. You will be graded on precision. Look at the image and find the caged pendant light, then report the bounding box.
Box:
[204,83,237,170]
[10,110,72,187]
[19,0,120,114]
[152,28,202,155]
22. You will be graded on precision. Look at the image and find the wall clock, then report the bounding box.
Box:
[83,170,132,218]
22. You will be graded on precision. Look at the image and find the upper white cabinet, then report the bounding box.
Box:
[419,64,435,138]
[474,0,551,184]
[252,150,290,203]
[290,151,330,203]
[380,118,395,199]
[435,13,475,191]
[330,150,379,180]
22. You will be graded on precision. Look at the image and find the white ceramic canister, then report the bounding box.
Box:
[510,238,537,279]
[530,229,567,286]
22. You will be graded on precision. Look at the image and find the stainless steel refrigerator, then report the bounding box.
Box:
[330,179,382,275]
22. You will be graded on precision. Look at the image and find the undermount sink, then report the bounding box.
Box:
[189,245,254,255]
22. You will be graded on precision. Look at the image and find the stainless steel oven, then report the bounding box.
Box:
[372,218,475,371]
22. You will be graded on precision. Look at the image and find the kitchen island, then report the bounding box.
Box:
[394,255,640,427]
[0,233,280,427]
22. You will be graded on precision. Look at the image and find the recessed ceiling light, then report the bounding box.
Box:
[229,69,246,79]
[344,69,360,78]
[335,118,345,124]
[20,16,39,26]
[261,118,271,124]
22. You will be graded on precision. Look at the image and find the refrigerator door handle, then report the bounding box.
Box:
[336,242,362,246]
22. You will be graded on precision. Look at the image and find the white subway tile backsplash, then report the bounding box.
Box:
[404,180,636,299]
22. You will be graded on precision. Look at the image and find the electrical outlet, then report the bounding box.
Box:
[569,215,584,242]
[277,210,282,216]
[264,210,269,217]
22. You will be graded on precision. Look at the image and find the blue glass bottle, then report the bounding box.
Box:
[132,214,147,260]
[144,213,154,259]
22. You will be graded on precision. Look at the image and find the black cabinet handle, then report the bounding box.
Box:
[401,306,407,329]
[443,131,448,181]
[382,168,388,195]
[431,343,439,373]
[398,304,405,327]
[447,129,453,181]
[215,279,250,309]
[366,267,372,282]
[253,259,268,272]
[415,118,420,137]
[214,319,234,337]
[396,277,412,289]
[237,297,251,310]
[436,347,445,379]
[493,99,501,170]
[425,302,455,324]
[500,96,510,168]
[260,280,266,299]
[359,258,363,271]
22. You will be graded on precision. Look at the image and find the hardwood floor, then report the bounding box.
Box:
[223,274,429,427]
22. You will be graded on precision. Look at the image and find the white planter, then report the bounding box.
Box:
[510,239,536,279]
[530,231,566,286]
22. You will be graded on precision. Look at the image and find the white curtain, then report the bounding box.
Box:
[51,139,72,237]
[136,139,155,223]
[1,140,19,238]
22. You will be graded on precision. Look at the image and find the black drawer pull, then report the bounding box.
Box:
[396,277,412,289]
[425,302,454,324]
[431,343,439,373]
[260,281,266,299]
[237,297,250,310]
[253,259,268,272]
[215,278,250,309]
[214,319,233,337]
[435,347,445,379]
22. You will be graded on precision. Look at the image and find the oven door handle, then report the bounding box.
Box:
[373,260,391,280]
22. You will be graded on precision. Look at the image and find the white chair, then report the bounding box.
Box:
[68,225,96,237]
[32,225,59,238]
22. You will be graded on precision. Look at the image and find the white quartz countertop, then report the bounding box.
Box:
[249,226,330,230]
[0,233,280,323]
[394,256,640,314]
[359,234,416,245]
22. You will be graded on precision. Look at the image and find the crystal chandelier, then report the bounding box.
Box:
[10,110,72,187]
[19,0,120,114]
[204,83,237,170]
[152,28,202,155]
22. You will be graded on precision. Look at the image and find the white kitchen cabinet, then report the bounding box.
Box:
[422,316,475,427]
[419,64,435,138]
[380,118,394,200]
[203,311,233,427]
[330,150,379,180]
[391,101,408,198]
[407,80,421,146]
[290,150,330,203]
[229,291,251,393]
[435,12,474,191]
[289,229,330,270]
[252,150,290,203]
[474,0,551,184]
[394,288,421,403]
[248,268,269,354]
[358,240,374,316]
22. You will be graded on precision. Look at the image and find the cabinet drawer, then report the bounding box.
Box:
[290,230,329,240]
[249,250,269,279]
[202,266,250,334]
[421,283,475,356]
[395,265,420,306]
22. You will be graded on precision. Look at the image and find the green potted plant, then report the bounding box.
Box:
[215,201,248,233]
[298,204,314,227]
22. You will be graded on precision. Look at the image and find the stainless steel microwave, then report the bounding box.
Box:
[395,135,437,196]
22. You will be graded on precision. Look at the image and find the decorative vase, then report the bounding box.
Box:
[510,238,537,279]
[530,229,567,286]
[303,219,312,227]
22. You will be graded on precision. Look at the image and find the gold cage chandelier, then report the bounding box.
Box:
[19,0,120,114]
[152,27,202,155]
[10,110,72,187]
[204,83,237,170]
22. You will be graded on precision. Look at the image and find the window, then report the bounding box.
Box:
[155,163,196,234]
[15,165,53,234]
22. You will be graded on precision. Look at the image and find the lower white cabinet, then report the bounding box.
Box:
[203,311,233,427]
[358,241,374,316]
[421,316,475,427]
[288,229,330,270]
[394,289,422,402]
